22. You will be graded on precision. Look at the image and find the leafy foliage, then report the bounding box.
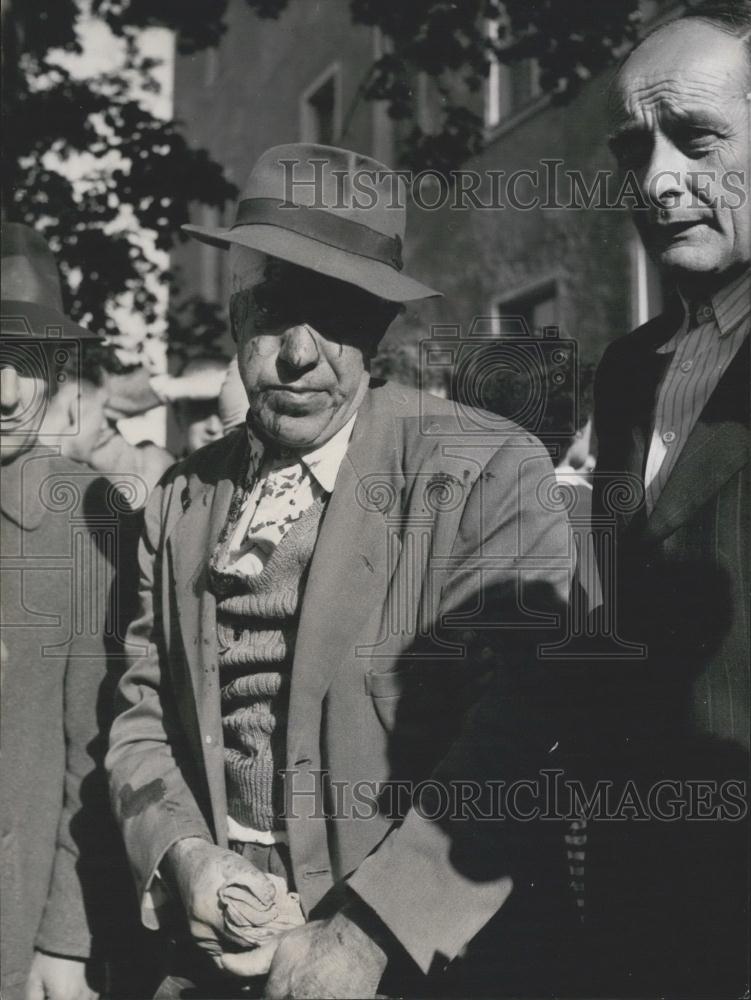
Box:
[246,0,641,172]
[2,0,236,345]
[91,0,231,54]
[166,295,231,365]
[3,0,641,356]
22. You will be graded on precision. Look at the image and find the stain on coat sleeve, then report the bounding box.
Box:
[120,778,167,818]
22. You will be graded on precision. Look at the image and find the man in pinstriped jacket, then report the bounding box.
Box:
[588,3,750,996]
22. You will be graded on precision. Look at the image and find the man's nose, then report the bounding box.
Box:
[643,135,687,208]
[277,324,320,373]
[0,367,21,414]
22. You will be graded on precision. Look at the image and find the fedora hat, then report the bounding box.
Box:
[183,143,440,302]
[1,222,101,340]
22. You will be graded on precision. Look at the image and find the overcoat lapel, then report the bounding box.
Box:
[643,339,750,544]
[287,386,404,760]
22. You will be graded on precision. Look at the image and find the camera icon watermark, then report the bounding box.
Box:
[418,317,579,452]
[0,327,83,437]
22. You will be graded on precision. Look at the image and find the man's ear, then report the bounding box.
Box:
[48,379,83,437]
[37,379,68,437]
[65,381,80,432]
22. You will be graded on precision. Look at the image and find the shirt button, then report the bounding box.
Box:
[205,734,214,745]
[680,360,693,373]
[662,430,676,444]
[697,305,713,322]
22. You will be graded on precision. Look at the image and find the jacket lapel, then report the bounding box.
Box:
[607,310,678,533]
[287,385,404,760]
[625,359,663,526]
[643,338,750,544]
[168,432,246,836]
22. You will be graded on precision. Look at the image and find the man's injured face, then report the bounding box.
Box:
[229,249,396,449]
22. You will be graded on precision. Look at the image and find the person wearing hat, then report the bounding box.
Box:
[107,145,574,998]
[0,223,158,1000]
[171,356,229,455]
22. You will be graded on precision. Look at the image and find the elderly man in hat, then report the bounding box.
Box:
[0,223,144,1000]
[107,144,574,998]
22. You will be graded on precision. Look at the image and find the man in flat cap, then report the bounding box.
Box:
[107,144,575,998]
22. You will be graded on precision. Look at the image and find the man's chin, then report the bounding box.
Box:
[256,410,334,450]
[651,240,726,277]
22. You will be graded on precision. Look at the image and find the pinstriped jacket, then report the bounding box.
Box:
[593,310,749,749]
[588,306,749,996]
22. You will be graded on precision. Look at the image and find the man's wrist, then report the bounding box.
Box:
[336,894,395,972]
[162,836,213,899]
[165,835,212,862]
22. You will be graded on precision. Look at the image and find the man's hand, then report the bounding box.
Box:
[263,907,388,999]
[25,952,97,1000]
[164,837,284,976]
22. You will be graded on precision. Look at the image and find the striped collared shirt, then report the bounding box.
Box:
[644,268,750,513]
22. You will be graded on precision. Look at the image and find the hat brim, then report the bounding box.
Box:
[182,224,441,302]
[1,300,102,340]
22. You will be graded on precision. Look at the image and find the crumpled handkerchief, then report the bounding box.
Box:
[218,872,305,947]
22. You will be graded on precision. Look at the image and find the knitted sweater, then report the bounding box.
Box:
[209,498,325,830]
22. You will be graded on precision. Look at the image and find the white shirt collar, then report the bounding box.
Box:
[245,412,357,493]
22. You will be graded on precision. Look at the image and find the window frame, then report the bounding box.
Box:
[299,61,343,144]
[491,276,561,339]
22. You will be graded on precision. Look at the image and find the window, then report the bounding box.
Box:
[485,19,509,127]
[466,282,575,451]
[300,64,341,144]
[494,281,559,338]
[485,18,542,128]
[510,58,541,110]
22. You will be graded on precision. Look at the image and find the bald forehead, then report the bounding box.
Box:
[611,21,750,120]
